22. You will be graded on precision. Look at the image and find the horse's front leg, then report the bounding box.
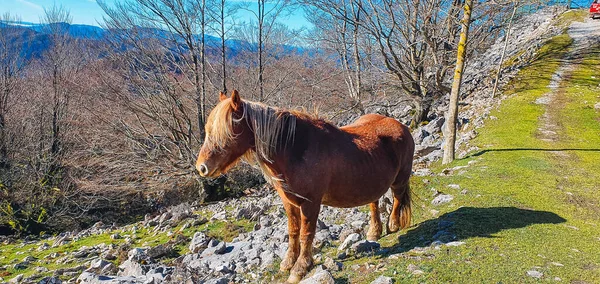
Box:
[280,200,300,272]
[287,201,320,283]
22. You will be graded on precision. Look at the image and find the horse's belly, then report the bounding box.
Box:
[321,175,393,208]
[321,188,388,207]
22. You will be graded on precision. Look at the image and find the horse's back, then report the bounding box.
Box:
[341,114,411,144]
[341,113,414,179]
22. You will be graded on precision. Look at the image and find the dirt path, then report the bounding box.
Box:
[536,18,600,143]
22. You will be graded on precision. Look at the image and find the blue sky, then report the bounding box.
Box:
[0,0,312,30]
[2,0,593,30]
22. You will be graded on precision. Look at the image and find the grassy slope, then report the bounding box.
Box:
[329,12,600,284]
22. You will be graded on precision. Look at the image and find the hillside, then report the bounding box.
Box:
[1,8,600,284]
[0,21,302,61]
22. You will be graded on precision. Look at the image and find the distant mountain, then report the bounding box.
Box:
[0,21,309,62]
[0,21,105,40]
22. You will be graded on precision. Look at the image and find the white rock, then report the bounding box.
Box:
[447,184,461,190]
[259,250,276,269]
[211,211,227,220]
[527,270,543,279]
[445,241,466,247]
[189,232,209,253]
[9,274,24,283]
[432,194,454,205]
[299,269,335,284]
[371,275,394,284]
[37,243,50,251]
[351,220,366,229]
[118,260,145,277]
[323,257,342,272]
[128,248,147,262]
[35,266,49,273]
[87,258,113,274]
[338,233,361,251]
[351,240,380,253]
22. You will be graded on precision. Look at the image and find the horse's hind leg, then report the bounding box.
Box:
[387,179,412,233]
[367,201,383,241]
[280,201,301,272]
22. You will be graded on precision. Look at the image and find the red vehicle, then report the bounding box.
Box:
[591,0,600,19]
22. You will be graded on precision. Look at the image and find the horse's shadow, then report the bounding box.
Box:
[372,206,566,256]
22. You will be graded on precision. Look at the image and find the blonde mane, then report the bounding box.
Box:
[205,99,311,188]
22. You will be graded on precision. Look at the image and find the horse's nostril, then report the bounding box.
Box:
[198,164,209,176]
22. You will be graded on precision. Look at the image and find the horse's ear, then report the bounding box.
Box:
[230,90,241,111]
[219,91,227,102]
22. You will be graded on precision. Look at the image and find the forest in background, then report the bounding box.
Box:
[0,0,577,235]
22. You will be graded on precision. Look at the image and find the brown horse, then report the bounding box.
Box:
[196,90,414,283]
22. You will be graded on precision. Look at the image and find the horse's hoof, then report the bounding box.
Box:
[289,256,311,283]
[280,261,293,272]
[367,233,380,241]
[286,274,302,284]
[387,222,399,233]
[280,253,298,272]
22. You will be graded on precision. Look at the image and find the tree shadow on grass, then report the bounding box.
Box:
[380,206,566,256]
[466,148,600,159]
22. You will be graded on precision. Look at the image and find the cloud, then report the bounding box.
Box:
[16,0,43,10]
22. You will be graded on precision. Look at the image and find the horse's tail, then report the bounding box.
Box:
[399,182,412,229]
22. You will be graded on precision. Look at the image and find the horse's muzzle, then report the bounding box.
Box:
[197,163,209,177]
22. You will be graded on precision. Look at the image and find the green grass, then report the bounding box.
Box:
[554,9,587,29]
[325,25,600,284]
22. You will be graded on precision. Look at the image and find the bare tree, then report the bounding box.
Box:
[100,0,213,138]
[442,0,473,165]
[238,0,293,101]
[305,1,365,114]
[208,0,238,94]
[0,13,28,169]
[97,0,224,200]
[307,0,459,125]
[40,6,84,180]
[306,0,515,126]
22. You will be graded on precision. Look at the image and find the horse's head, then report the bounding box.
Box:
[196,90,254,177]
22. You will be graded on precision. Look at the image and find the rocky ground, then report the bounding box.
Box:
[1,7,595,284]
[1,177,475,284]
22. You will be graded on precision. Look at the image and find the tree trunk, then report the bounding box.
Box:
[410,97,431,128]
[258,0,265,101]
[350,2,364,114]
[221,0,227,94]
[201,0,207,139]
[491,1,517,98]
[0,70,7,168]
[51,65,60,157]
[193,52,204,139]
[0,112,6,169]
[442,0,473,165]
